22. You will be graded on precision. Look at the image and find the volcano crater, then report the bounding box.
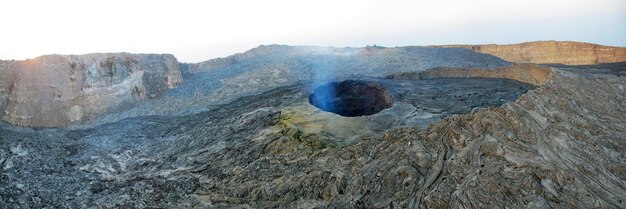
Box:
[308,80,393,117]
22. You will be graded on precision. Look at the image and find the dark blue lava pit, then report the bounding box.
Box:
[308,80,393,117]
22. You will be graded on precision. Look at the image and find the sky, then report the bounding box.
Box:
[0,0,624,63]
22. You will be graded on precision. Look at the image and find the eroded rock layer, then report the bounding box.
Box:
[388,63,551,86]
[0,53,181,127]
[439,41,626,65]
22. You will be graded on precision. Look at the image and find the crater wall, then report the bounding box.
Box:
[0,53,181,127]
[438,41,626,65]
[387,63,552,86]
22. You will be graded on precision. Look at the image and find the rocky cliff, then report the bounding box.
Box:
[0,53,181,127]
[438,41,626,65]
[387,63,552,86]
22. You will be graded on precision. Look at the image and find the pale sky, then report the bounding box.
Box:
[1,0,624,62]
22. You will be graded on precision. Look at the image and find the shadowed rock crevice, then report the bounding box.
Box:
[308,80,393,117]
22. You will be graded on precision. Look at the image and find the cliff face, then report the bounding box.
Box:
[388,63,552,86]
[439,41,626,65]
[0,61,17,119]
[0,53,181,127]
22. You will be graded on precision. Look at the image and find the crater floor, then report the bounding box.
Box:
[0,77,536,208]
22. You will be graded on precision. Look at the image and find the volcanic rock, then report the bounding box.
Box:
[0,41,624,208]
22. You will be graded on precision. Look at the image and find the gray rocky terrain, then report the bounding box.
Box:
[0,41,624,208]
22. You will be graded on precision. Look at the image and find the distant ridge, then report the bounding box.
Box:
[435,41,626,65]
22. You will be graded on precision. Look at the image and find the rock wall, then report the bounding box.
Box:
[0,53,181,127]
[0,61,18,122]
[387,63,552,86]
[438,41,626,65]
